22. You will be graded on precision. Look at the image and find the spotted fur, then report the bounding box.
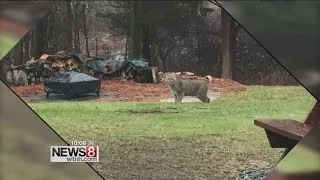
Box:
[163,72,212,103]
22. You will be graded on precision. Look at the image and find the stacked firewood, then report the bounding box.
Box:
[7,50,84,85]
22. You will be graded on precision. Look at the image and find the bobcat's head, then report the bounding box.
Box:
[162,72,177,86]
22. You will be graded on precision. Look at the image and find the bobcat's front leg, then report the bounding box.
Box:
[172,91,183,103]
[174,94,179,102]
[174,81,184,103]
[171,90,178,103]
[176,93,184,103]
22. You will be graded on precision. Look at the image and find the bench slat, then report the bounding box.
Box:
[254,119,313,141]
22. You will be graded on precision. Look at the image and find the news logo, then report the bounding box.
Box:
[50,146,99,162]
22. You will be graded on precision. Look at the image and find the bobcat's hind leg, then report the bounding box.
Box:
[197,95,210,103]
[197,85,210,103]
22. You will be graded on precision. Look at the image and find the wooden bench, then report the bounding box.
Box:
[255,101,320,159]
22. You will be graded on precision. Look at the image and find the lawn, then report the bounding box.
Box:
[29,86,314,179]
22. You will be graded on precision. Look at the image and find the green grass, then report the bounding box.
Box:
[28,86,315,179]
[29,86,314,141]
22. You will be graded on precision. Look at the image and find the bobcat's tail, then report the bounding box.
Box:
[204,75,212,83]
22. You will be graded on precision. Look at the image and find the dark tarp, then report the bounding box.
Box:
[85,57,109,73]
[85,57,149,75]
[44,72,101,99]
[111,58,149,74]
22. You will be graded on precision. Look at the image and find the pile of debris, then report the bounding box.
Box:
[24,51,84,82]
[4,59,29,86]
[85,57,159,83]
[5,50,84,85]
[5,51,159,86]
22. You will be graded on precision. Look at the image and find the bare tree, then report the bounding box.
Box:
[129,0,142,59]
[220,9,240,79]
[95,4,98,57]
[64,0,74,52]
[82,2,90,57]
[154,30,176,72]
[72,1,81,52]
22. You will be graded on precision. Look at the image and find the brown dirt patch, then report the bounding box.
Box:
[10,76,246,102]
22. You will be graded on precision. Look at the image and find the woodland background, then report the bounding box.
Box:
[0,1,298,85]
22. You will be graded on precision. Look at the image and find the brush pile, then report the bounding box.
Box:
[5,50,84,85]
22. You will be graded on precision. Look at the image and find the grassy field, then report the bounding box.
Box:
[29,86,314,179]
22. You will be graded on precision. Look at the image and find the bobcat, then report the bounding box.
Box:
[163,72,213,103]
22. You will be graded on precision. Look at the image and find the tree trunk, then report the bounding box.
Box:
[149,28,157,67]
[162,58,167,72]
[95,37,98,57]
[11,44,18,64]
[28,35,32,59]
[82,3,90,57]
[47,6,56,53]
[72,1,81,52]
[57,1,73,52]
[230,23,237,80]
[65,0,73,52]
[220,9,236,79]
[158,46,174,72]
[21,32,32,62]
[95,4,98,57]
[141,2,150,62]
[158,47,167,72]
[12,42,23,65]
[36,14,49,56]
[141,23,151,62]
[32,26,39,58]
[21,38,25,64]
[125,36,128,61]
[130,0,142,59]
